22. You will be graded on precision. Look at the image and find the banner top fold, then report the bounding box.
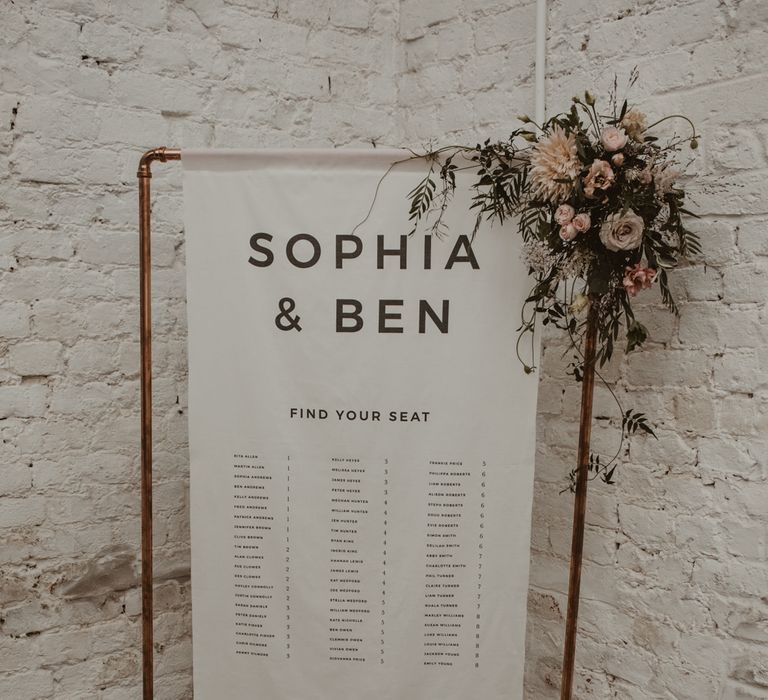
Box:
[182,147,419,173]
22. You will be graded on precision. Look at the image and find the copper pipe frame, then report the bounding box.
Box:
[137,146,596,699]
[138,147,181,700]
[560,302,599,700]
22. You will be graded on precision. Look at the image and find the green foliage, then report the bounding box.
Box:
[399,85,699,488]
[622,410,657,438]
[626,319,648,353]
[407,164,436,235]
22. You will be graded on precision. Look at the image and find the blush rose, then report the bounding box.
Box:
[559,223,578,241]
[555,204,576,225]
[601,126,629,152]
[599,211,645,251]
[571,213,591,232]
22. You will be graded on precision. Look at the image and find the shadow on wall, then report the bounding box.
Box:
[57,545,188,600]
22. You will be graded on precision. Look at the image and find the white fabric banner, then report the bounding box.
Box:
[183,149,538,700]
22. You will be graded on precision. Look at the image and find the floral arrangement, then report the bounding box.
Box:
[400,78,700,487]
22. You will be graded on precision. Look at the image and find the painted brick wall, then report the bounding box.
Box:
[536,3,768,697]
[397,1,768,696]
[2,1,767,698]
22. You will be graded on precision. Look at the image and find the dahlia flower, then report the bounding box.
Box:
[529,126,580,203]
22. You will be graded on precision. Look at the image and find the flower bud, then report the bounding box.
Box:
[517,114,532,123]
[584,90,596,106]
[569,293,590,315]
[690,137,699,150]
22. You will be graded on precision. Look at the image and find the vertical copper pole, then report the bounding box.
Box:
[137,148,181,700]
[138,154,154,700]
[560,301,599,700]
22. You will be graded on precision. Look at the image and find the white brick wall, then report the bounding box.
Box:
[1,1,766,698]
[531,1,768,697]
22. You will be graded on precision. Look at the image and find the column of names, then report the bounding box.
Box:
[422,460,474,667]
[328,457,375,663]
[233,452,283,658]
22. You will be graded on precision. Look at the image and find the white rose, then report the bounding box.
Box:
[599,211,645,252]
[601,126,629,152]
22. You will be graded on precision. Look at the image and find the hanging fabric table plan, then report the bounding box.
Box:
[177,148,539,700]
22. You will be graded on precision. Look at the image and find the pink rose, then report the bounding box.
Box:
[623,263,657,297]
[559,223,578,241]
[600,211,645,251]
[583,159,615,198]
[555,204,575,225]
[571,213,591,232]
[601,126,628,152]
[611,153,625,167]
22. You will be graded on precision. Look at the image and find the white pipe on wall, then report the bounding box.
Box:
[535,0,547,125]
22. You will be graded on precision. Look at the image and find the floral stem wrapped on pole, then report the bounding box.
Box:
[399,79,700,488]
